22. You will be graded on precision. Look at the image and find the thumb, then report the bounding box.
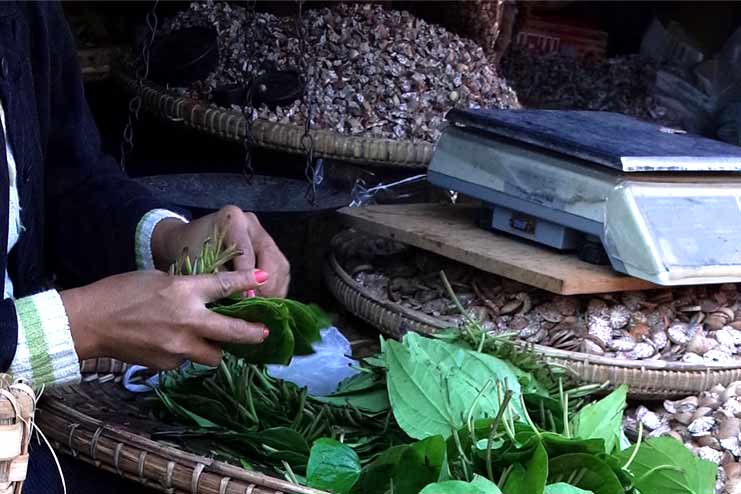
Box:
[193,270,269,302]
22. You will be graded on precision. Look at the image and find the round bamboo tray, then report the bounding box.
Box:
[36,358,327,494]
[113,71,433,170]
[322,246,741,400]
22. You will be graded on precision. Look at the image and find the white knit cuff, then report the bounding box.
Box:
[9,290,80,388]
[135,209,188,271]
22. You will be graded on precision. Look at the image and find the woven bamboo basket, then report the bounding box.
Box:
[322,245,741,400]
[113,71,433,170]
[36,358,327,494]
[0,377,35,494]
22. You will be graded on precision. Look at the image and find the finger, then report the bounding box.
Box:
[255,249,290,297]
[220,210,257,271]
[191,270,266,302]
[237,218,290,297]
[194,310,269,345]
[229,213,263,274]
[188,341,224,367]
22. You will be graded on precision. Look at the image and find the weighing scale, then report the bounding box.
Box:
[427,109,741,286]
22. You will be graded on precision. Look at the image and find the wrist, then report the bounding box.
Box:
[151,218,187,270]
[60,286,99,361]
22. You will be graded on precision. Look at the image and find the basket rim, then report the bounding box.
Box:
[327,246,741,373]
[113,70,433,169]
[39,389,327,494]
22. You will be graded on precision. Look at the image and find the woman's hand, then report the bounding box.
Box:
[60,269,269,369]
[153,206,290,298]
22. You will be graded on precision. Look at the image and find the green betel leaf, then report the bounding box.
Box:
[419,475,502,494]
[571,385,627,454]
[353,445,408,494]
[547,454,624,494]
[498,441,548,494]
[523,441,549,494]
[384,339,456,439]
[539,433,606,458]
[316,371,390,414]
[544,483,594,494]
[275,298,323,355]
[306,438,361,494]
[306,303,332,330]
[392,436,448,494]
[215,299,295,364]
[154,390,220,429]
[257,427,310,455]
[315,388,390,414]
[469,475,503,493]
[385,333,524,440]
[503,464,528,493]
[616,436,717,494]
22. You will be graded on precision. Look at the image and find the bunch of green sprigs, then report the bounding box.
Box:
[168,229,328,365]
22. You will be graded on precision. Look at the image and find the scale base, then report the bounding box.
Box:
[480,206,609,266]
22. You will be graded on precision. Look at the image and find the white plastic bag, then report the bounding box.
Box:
[267,326,360,396]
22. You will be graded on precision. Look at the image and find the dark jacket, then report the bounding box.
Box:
[0,2,185,370]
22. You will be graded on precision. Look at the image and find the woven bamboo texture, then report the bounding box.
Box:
[113,71,433,169]
[36,358,327,494]
[0,377,35,494]
[323,249,741,400]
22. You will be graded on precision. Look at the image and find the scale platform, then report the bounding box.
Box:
[338,204,655,295]
[427,109,741,286]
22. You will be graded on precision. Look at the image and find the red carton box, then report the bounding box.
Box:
[516,15,608,60]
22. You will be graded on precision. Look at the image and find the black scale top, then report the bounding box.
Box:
[446,109,741,172]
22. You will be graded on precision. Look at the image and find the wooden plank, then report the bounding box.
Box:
[338,203,657,295]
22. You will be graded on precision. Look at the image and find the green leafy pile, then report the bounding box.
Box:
[301,332,718,494]
[155,329,717,494]
[155,242,718,494]
[169,230,326,364]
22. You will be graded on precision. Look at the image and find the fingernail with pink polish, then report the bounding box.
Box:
[246,289,256,298]
[254,270,269,284]
[262,328,270,340]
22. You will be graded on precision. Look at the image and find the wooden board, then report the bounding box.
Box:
[338,203,657,295]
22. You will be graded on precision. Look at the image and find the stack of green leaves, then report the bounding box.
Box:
[301,332,718,494]
[169,230,327,364]
[155,256,719,494]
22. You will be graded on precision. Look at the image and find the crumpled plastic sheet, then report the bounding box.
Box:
[122,326,360,397]
[267,326,360,396]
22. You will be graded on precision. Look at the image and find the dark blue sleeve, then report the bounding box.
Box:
[43,3,190,285]
[0,299,16,371]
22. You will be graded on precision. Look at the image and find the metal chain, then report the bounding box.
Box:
[295,0,318,205]
[120,0,159,174]
[241,0,258,183]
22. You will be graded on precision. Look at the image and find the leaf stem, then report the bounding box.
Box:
[440,271,478,338]
[519,394,540,436]
[622,421,643,470]
[219,360,235,396]
[633,465,685,487]
[477,331,486,353]
[467,379,494,435]
[452,428,473,481]
[486,390,513,482]
[282,461,299,485]
[498,465,512,489]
